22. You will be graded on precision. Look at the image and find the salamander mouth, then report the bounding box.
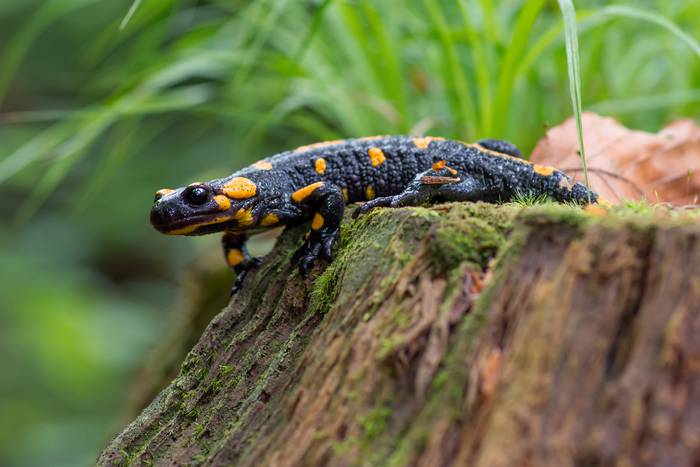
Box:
[150,210,236,236]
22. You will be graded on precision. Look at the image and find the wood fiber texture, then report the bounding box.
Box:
[98,203,700,467]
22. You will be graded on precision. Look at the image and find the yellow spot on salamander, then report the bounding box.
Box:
[295,139,344,153]
[413,136,444,149]
[227,249,245,267]
[234,208,255,226]
[597,196,612,208]
[213,195,231,211]
[165,216,233,235]
[253,160,273,170]
[341,188,349,203]
[470,142,532,165]
[366,186,376,200]
[292,182,324,203]
[432,160,458,175]
[223,177,257,199]
[156,188,174,198]
[368,147,385,167]
[311,213,324,230]
[315,158,327,174]
[584,205,608,217]
[359,135,386,141]
[533,164,555,176]
[260,213,279,226]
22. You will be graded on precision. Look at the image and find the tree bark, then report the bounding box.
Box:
[97,203,700,467]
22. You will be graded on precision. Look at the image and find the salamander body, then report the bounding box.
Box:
[150,136,599,293]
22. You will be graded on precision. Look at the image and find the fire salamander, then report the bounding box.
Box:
[150,136,600,294]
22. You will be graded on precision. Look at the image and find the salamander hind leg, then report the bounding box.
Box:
[290,182,345,276]
[222,232,262,296]
[353,160,466,218]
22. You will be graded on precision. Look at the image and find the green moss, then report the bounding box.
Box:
[218,364,234,377]
[430,203,518,270]
[516,202,589,227]
[360,406,392,444]
[308,207,435,316]
[431,370,449,391]
[193,423,205,437]
[379,336,401,360]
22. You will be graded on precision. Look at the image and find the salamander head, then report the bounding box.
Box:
[150,176,258,236]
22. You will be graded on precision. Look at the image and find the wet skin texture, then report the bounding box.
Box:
[150,136,600,294]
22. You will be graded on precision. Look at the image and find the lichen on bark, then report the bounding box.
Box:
[98,202,700,467]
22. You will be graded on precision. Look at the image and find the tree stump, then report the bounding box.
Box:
[97,202,700,467]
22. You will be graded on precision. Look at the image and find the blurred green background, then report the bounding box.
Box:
[0,0,698,465]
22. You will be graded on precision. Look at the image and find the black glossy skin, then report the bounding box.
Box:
[150,136,598,293]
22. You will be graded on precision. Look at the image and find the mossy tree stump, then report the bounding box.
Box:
[98,203,700,467]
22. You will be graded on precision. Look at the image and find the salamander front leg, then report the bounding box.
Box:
[290,182,344,276]
[222,232,261,296]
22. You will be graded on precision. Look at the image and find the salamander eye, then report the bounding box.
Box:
[184,186,210,205]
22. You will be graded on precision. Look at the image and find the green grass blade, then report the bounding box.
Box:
[557,0,590,192]
[120,0,143,30]
[458,0,493,136]
[423,0,476,139]
[0,123,74,184]
[492,0,547,137]
[0,0,100,108]
[293,0,335,61]
[361,1,408,131]
[599,5,700,60]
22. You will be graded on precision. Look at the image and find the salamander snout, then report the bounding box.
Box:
[150,201,179,232]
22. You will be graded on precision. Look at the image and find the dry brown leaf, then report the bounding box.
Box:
[531,112,700,205]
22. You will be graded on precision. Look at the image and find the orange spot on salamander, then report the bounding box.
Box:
[213,195,231,211]
[295,139,344,153]
[533,164,555,176]
[166,216,233,235]
[314,158,327,174]
[260,213,279,226]
[358,135,386,141]
[234,208,254,226]
[252,160,273,170]
[227,249,245,267]
[597,196,612,208]
[470,142,532,165]
[365,186,376,200]
[413,136,445,149]
[368,147,385,167]
[311,213,324,230]
[222,177,257,199]
[432,160,458,175]
[156,188,174,198]
[584,205,608,217]
[292,182,324,203]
